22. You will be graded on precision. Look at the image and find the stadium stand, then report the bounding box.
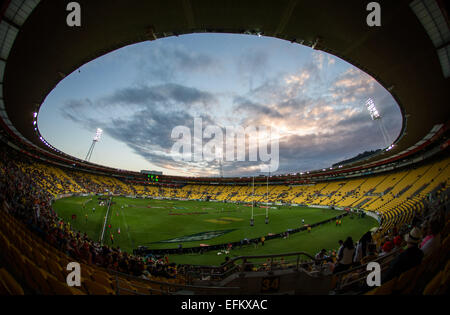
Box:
[0,138,448,294]
[0,0,448,297]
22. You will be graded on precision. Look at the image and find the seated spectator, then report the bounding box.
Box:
[380,236,394,255]
[323,258,335,275]
[360,243,378,265]
[393,235,404,252]
[315,249,328,265]
[382,227,424,283]
[419,220,441,257]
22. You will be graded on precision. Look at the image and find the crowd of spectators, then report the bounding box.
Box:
[0,145,179,281]
[0,141,448,287]
[305,197,448,281]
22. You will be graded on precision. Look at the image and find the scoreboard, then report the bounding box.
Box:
[147,174,160,183]
[141,170,162,183]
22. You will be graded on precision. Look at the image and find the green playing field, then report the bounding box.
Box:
[52,196,378,265]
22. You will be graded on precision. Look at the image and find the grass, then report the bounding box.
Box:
[52,196,378,266]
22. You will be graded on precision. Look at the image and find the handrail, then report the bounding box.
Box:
[108,268,241,295]
[186,251,319,282]
[332,249,400,292]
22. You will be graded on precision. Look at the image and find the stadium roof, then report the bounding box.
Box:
[0,0,449,177]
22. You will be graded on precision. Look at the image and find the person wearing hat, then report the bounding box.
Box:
[382,227,424,283]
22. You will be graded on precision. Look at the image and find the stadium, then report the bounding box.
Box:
[0,0,449,299]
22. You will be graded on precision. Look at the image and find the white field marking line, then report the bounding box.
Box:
[100,197,112,245]
[120,208,134,248]
[82,198,92,206]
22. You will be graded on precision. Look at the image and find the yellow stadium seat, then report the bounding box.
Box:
[90,271,113,289]
[423,271,443,295]
[83,279,114,295]
[46,259,66,282]
[0,269,24,295]
[365,277,397,295]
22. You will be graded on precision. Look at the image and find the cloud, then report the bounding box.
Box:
[58,42,402,177]
[134,42,222,83]
[328,55,336,66]
[60,83,225,175]
[104,83,217,109]
[312,51,325,70]
[233,96,283,119]
[237,49,269,77]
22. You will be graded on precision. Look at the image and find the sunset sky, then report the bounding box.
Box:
[38,33,402,177]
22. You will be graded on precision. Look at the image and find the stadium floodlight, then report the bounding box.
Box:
[85,128,103,162]
[365,98,390,148]
[365,98,381,120]
[386,144,395,152]
[93,128,103,142]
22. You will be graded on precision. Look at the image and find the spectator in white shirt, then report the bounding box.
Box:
[333,237,355,274]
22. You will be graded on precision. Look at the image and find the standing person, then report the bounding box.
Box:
[261,236,265,246]
[333,237,355,274]
[85,213,88,224]
[354,231,372,263]
[110,233,114,245]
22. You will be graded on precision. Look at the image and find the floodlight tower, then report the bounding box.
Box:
[365,98,390,148]
[85,128,103,162]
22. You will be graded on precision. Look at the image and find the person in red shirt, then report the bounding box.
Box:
[393,235,403,252]
[381,238,394,254]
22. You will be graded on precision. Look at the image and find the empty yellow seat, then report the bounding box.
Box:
[0,268,24,295]
[83,279,114,295]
